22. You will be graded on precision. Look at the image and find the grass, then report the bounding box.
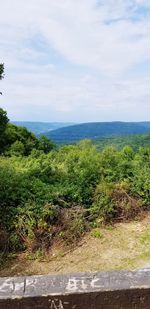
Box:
[90,228,103,239]
[140,231,150,245]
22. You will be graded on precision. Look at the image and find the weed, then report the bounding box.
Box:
[91,228,103,239]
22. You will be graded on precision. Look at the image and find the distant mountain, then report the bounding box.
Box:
[93,132,150,151]
[11,121,74,135]
[43,122,150,144]
[139,122,150,129]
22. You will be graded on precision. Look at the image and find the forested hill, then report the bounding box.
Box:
[12,121,73,135]
[43,122,150,144]
[93,133,150,151]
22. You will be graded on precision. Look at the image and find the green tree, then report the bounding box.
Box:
[0,108,9,133]
[3,123,38,155]
[0,64,7,152]
[38,135,56,153]
[0,108,9,153]
[9,140,25,156]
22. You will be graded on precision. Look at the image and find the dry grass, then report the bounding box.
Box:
[0,211,150,277]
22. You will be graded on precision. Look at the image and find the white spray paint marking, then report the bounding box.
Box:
[13,281,24,292]
[66,276,105,292]
[0,279,13,293]
[26,278,37,290]
[50,299,65,309]
[66,277,88,292]
[91,278,103,289]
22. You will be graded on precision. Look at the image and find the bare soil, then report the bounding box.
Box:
[0,212,150,277]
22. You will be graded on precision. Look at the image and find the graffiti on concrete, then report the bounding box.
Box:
[49,299,69,309]
[0,270,150,308]
[0,277,37,295]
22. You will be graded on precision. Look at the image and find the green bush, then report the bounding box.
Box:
[0,135,149,258]
[90,182,115,220]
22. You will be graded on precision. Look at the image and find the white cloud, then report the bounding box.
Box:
[0,0,150,121]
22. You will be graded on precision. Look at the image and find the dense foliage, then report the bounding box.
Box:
[0,108,55,156]
[93,133,150,151]
[0,138,149,257]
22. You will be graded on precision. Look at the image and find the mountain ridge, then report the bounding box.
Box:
[41,121,150,144]
[11,121,74,135]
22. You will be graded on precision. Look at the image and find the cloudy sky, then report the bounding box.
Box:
[0,0,150,122]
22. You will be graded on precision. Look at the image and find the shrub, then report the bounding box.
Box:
[15,203,60,252]
[90,181,142,222]
[91,228,103,239]
[90,182,115,221]
[0,139,149,259]
[57,206,89,245]
[131,167,150,205]
[8,141,25,156]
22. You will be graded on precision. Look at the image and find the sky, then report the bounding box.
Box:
[0,0,150,122]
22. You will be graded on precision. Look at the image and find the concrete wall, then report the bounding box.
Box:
[0,269,150,308]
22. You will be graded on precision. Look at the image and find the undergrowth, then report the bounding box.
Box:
[0,143,149,262]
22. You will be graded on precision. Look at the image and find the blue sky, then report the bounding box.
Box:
[0,0,150,122]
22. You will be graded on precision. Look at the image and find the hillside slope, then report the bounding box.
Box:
[93,133,150,151]
[12,121,73,135]
[44,122,150,144]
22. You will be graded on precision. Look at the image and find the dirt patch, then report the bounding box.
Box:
[0,212,150,277]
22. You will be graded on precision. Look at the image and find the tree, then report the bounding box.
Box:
[0,63,4,80]
[0,63,4,95]
[0,108,9,132]
[9,140,25,156]
[0,65,7,145]
[4,123,38,155]
[0,108,9,153]
[38,135,56,153]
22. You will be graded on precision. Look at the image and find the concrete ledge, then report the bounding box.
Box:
[0,269,150,308]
